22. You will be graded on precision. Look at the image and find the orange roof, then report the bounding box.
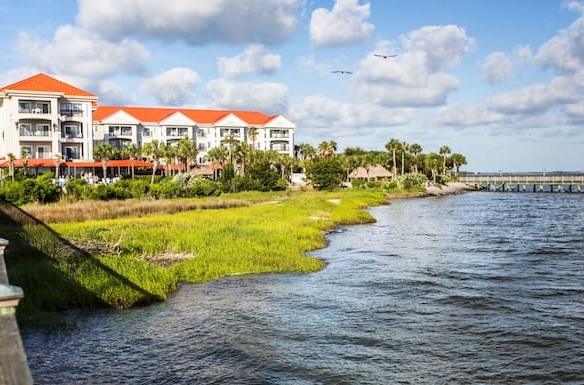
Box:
[0,73,96,98]
[94,105,275,125]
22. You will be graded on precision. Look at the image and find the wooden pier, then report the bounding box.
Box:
[463,174,584,192]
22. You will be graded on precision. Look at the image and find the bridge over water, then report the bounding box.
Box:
[462,173,584,192]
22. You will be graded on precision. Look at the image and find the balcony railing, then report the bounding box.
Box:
[20,128,51,137]
[62,130,83,139]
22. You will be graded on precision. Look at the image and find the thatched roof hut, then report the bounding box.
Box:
[348,165,392,181]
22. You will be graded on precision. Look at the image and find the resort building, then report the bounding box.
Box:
[0,73,295,175]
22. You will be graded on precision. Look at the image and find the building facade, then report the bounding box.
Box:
[0,73,295,167]
[0,73,97,163]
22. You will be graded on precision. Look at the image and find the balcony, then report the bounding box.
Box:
[61,127,83,140]
[18,110,52,120]
[270,142,290,152]
[19,128,51,138]
[270,131,289,139]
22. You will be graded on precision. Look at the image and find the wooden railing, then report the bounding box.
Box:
[0,238,33,385]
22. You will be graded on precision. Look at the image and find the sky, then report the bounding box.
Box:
[1,0,584,173]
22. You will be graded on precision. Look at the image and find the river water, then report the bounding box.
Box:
[21,192,584,384]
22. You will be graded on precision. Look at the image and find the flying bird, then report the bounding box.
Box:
[332,70,353,74]
[373,54,398,59]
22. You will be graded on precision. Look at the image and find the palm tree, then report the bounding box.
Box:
[409,143,423,174]
[341,154,361,182]
[143,140,165,184]
[385,138,400,179]
[424,152,442,183]
[7,152,15,181]
[297,143,316,161]
[20,148,30,177]
[176,137,198,172]
[93,142,116,181]
[247,126,259,150]
[222,135,239,165]
[400,141,409,176]
[162,143,176,177]
[205,146,229,180]
[121,143,141,179]
[234,141,251,176]
[53,153,62,179]
[449,153,467,175]
[317,140,337,159]
[439,145,451,175]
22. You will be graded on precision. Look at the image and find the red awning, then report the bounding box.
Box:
[64,160,154,168]
[0,158,60,168]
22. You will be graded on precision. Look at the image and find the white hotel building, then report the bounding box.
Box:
[0,73,295,170]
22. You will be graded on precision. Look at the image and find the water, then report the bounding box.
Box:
[21,192,584,384]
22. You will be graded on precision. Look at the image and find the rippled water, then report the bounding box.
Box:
[21,192,584,384]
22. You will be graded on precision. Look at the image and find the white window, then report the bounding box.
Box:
[36,102,50,114]
[64,147,79,160]
[36,146,49,158]
[19,123,33,136]
[121,126,132,135]
[64,125,80,138]
[19,101,32,113]
[60,103,82,115]
[36,124,50,136]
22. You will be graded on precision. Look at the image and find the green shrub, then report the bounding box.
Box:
[65,178,91,200]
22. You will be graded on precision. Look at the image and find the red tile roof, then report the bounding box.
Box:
[94,105,276,125]
[0,73,96,98]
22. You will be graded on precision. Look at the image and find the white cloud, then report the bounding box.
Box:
[218,44,281,79]
[97,80,137,105]
[289,94,413,138]
[358,73,459,107]
[400,25,475,72]
[309,0,374,47]
[481,52,512,85]
[205,79,288,114]
[141,68,200,106]
[515,44,533,63]
[433,104,505,128]
[487,75,581,114]
[535,4,584,73]
[77,0,298,45]
[535,34,581,72]
[348,26,472,108]
[15,25,148,81]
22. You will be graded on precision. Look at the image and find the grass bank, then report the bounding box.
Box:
[1,190,390,326]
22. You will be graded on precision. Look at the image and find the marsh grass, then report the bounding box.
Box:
[2,190,390,324]
[20,197,251,223]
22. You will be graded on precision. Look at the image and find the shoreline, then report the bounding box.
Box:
[422,182,476,196]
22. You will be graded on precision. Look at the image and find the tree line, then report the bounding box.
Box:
[1,134,466,204]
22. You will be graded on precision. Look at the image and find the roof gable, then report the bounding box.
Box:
[160,111,196,126]
[100,110,141,125]
[265,115,295,128]
[214,113,247,127]
[0,73,96,98]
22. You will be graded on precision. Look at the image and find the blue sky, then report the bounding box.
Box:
[1,0,583,172]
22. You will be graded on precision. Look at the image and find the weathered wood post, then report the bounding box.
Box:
[0,238,33,385]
